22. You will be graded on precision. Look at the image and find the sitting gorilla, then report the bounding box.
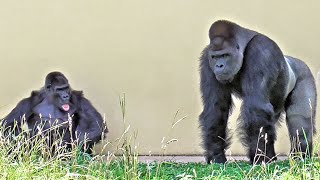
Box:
[1,72,108,154]
[199,20,317,164]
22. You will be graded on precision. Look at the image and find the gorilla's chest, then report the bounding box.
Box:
[31,100,76,130]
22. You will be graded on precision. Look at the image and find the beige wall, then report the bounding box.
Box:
[0,1,319,156]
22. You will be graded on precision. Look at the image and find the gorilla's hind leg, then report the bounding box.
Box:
[285,76,316,158]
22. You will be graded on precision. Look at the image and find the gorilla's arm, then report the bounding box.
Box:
[2,98,32,135]
[75,96,107,146]
[240,35,284,163]
[2,91,41,135]
[199,47,233,164]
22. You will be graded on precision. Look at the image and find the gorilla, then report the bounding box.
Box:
[1,72,108,154]
[199,20,317,164]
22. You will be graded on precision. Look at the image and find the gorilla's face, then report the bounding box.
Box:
[45,72,72,112]
[208,37,243,84]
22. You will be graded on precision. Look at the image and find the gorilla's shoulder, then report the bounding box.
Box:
[30,90,41,97]
[72,90,84,99]
[30,90,44,104]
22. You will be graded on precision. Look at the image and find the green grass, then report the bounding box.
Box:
[0,126,318,180]
[0,94,319,179]
[0,150,320,179]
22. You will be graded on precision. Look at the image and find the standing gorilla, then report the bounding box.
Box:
[199,20,316,164]
[1,72,108,154]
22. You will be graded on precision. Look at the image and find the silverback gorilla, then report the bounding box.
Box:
[1,72,108,154]
[199,20,317,164]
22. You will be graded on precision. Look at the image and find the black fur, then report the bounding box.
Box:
[199,20,316,164]
[1,72,108,154]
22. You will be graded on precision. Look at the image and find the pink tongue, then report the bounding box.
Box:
[62,104,70,111]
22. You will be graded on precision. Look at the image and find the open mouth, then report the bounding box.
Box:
[62,104,70,111]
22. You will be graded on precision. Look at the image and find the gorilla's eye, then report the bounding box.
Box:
[222,54,230,58]
[212,54,230,59]
[46,84,52,89]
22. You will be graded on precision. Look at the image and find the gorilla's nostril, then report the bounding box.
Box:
[216,64,224,68]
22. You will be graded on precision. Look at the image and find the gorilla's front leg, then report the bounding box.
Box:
[242,98,277,164]
[199,46,233,164]
[199,94,232,164]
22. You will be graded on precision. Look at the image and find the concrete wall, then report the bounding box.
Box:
[0,0,319,156]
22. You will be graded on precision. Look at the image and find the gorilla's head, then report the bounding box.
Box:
[45,72,71,112]
[207,21,243,84]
